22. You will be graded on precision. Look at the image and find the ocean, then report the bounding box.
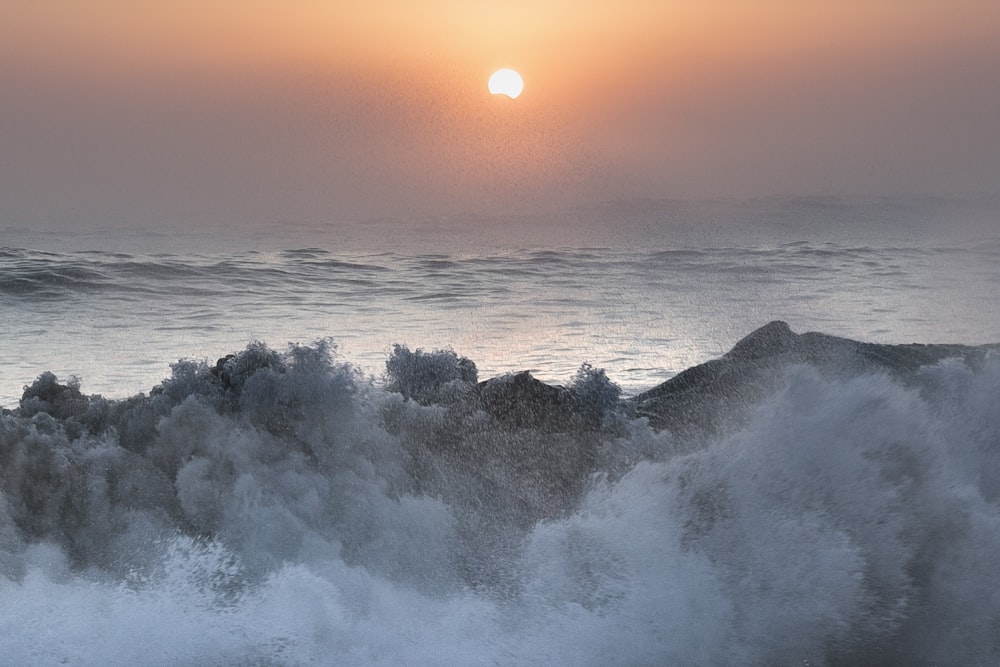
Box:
[1,198,999,665]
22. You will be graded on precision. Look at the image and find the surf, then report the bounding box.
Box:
[1,323,998,664]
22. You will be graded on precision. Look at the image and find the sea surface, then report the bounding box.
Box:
[3,198,998,407]
[1,198,999,665]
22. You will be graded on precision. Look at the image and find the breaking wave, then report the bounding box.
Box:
[1,325,999,665]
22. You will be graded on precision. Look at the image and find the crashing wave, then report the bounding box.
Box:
[1,323,998,665]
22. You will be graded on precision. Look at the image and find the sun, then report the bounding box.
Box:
[488,69,524,99]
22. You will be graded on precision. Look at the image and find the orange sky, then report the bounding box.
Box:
[2,1,999,227]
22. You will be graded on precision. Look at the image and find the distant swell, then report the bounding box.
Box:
[1,324,999,665]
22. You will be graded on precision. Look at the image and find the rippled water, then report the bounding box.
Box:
[3,228,1000,407]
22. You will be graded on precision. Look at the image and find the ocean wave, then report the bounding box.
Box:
[1,323,998,664]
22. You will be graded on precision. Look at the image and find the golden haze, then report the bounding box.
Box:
[2,1,998,222]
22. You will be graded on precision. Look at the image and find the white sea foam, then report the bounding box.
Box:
[0,338,997,665]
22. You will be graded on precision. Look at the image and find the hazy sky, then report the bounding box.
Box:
[2,1,999,228]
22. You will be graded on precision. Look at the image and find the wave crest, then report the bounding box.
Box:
[1,324,998,664]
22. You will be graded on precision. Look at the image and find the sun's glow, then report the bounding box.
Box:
[488,69,524,99]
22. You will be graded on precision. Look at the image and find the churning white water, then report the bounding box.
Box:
[2,343,999,665]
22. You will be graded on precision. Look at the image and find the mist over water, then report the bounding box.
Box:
[1,334,999,665]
